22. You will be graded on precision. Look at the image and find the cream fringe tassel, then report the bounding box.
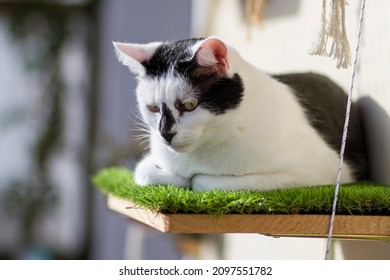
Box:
[310,0,351,69]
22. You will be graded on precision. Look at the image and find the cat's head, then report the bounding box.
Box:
[114,37,244,153]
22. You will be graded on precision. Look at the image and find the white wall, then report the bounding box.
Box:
[192,0,390,260]
[201,0,356,87]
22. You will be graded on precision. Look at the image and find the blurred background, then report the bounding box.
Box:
[0,0,389,260]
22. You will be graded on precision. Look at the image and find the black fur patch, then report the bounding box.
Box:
[273,73,369,180]
[141,38,245,115]
[159,102,176,143]
[142,38,202,78]
[192,73,244,115]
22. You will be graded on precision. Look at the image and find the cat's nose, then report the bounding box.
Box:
[161,131,176,144]
[159,103,177,144]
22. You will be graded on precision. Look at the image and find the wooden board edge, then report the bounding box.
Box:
[107,194,170,232]
[107,195,390,240]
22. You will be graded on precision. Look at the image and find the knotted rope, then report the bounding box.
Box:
[310,0,351,68]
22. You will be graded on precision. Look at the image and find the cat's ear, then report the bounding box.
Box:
[193,37,228,75]
[113,41,161,76]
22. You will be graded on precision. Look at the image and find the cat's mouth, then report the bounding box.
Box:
[160,130,199,153]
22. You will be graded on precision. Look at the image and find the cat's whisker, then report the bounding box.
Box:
[128,110,147,123]
[130,113,151,150]
[132,132,151,151]
[132,129,150,140]
[133,133,149,141]
[130,115,151,133]
[131,126,150,134]
[139,140,151,150]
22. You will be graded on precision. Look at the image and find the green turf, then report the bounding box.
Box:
[93,167,390,215]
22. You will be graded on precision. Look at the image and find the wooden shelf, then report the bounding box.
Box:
[108,195,390,240]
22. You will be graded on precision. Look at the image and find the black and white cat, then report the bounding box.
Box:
[114,37,368,191]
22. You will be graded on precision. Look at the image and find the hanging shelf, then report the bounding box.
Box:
[94,167,390,240]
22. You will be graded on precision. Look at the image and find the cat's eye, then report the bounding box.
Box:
[147,104,160,113]
[182,99,198,112]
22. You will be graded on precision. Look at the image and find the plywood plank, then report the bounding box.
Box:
[107,195,390,240]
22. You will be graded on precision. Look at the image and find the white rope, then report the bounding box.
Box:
[324,0,367,260]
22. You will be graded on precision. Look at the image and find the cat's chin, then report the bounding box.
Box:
[166,142,195,153]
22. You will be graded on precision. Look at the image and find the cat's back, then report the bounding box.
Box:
[273,72,369,180]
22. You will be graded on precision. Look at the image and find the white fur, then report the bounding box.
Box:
[118,38,354,191]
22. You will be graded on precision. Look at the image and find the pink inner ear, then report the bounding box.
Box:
[195,38,228,73]
[114,42,161,63]
[114,43,150,62]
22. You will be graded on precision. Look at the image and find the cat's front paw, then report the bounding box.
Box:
[134,156,191,187]
[134,165,159,186]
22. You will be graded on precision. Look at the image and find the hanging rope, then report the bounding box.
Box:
[310,0,351,68]
[325,0,367,260]
[245,0,267,40]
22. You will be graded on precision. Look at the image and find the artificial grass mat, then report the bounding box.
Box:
[93,167,390,216]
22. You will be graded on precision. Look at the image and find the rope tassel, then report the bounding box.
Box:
[310,0,351,69]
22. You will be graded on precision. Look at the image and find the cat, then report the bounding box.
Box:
[113,37,368,191]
